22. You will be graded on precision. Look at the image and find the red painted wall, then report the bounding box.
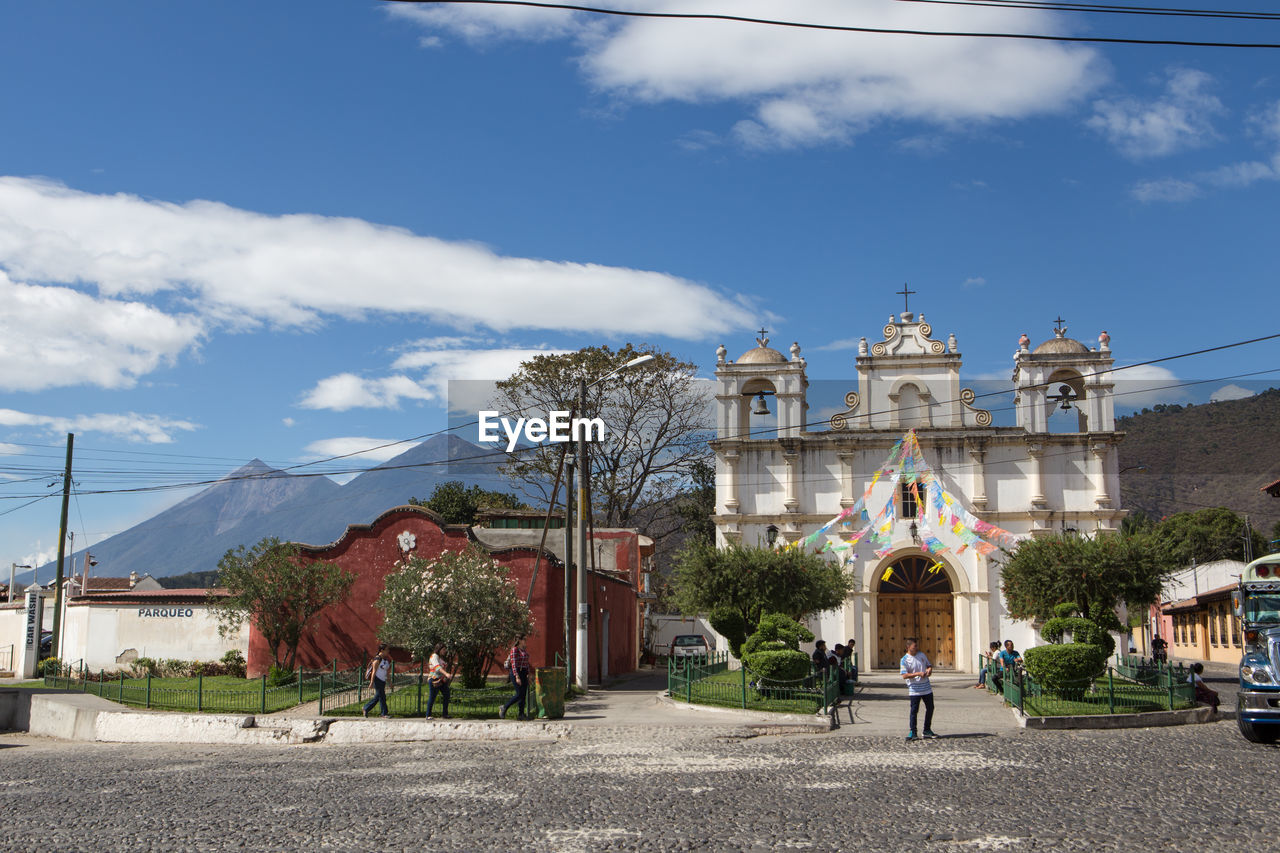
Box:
[246,505,636,681]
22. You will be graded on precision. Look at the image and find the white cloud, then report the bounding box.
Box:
[1246,99,1280,142]
[0,408,197,443]
[391,2,1102,148]
[1199,155,1280,189]
[1088,68,1224,158]
[1110,365,1185,410]
[281,417,296,428]
[1209,383,1255,402]
[303,436,418,464]
[0,270,202,392]
[1130,178,1199,203]
[962,276,986,288]
[815,338,862,352]
[298,373,434,411]
[0,177,755,345]
[300,344,571,413]
[1128,100,1280,202]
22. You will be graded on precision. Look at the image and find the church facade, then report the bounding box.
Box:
[711,309,1125,672]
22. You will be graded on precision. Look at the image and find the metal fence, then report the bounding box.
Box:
[0,643,12,673]
[666,651,845,715]
[41,656,563,719]
[43,666,325,714]
[979,653,1196,716]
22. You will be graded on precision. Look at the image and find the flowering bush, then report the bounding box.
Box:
[377,546,533,688]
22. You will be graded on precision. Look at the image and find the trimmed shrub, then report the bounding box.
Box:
[741,613,814,658]
[709,607,748,659]
[1024,643,1107,692]
[741,613,814,688]
[744,648,811,683]
[1053,602,1079,619]
[1041,616,1116,658]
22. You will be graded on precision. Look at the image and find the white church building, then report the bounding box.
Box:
[712,306,1126,672]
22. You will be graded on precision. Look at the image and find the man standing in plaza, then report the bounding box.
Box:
[900,637,936,741]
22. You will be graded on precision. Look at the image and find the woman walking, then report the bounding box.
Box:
[500,637,531,721]
[362,643,392,718]
[425,643,455,719]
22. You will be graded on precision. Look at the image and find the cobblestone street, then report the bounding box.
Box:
[2,713,1274,853]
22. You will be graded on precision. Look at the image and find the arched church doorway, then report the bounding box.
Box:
[876,555,955,669]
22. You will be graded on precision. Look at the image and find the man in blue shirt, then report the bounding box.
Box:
[900,637,936,741]
[997,640,1022,671]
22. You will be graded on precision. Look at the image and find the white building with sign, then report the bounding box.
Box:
[712,308,1125,672]
[56,588,248,672]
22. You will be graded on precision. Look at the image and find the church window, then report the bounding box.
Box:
[1209,606,1218,646]
[1188,614,1196,644]
[900,482,920,519]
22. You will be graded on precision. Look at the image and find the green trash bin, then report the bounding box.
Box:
[534,667,567,719]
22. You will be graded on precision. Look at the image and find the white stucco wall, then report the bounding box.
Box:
[60,601,250,672]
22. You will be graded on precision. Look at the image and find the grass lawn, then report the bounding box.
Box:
[671,668,824,715]
[44,673,322,714]
[1019,678,1195,716]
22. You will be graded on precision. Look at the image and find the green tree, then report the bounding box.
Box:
[410,480,527,526]
[1150,506,1267,566]
[376,546,533,688]
[210,538,355,672]
[491,344,710,540]
[671,541,855,655]
[999,532,1168,625]
[673,459,717,545]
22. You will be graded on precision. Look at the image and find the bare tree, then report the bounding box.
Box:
[491,344,711,540]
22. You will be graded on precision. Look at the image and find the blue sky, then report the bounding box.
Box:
[2,1,1279,573]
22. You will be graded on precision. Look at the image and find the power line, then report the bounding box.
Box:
[386,0,1280,48]
[891,0,1280,23]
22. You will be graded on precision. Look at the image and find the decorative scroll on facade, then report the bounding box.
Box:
[828,390,860,431]
[870,318,946,357]
[959,388,992,426]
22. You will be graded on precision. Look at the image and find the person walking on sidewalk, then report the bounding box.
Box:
[900,637,936,741]
[425,643,455,720]
[362,643,392,718]
[500,637,531,721]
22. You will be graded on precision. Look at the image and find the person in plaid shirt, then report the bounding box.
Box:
[500,637,531,721]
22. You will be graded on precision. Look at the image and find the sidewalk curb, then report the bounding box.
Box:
[1016,704,1217,729]
[655,689,832,728]
[20,692,571,745]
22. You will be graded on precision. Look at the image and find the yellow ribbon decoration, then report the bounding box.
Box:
[882,567,895,583]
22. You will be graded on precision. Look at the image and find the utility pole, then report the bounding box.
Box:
[563,452,575,685]
[575,376,590,690]
[1243,516,1255,563]
[50,433,74,662]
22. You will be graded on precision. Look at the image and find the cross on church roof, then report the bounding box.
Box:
[756,327,770,347]
[1054,316,1067,332]
[897,283,916,313]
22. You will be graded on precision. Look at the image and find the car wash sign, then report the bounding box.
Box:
[20,591,44,678]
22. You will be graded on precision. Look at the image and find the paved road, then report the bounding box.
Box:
[3,701,1273,852]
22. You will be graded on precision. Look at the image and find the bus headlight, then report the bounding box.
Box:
[1242,666,1273,685]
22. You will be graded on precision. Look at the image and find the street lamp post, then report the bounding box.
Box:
[574,354,654,690]
[9,563,31,604]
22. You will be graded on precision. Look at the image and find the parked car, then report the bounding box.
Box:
[670,634,712,659]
